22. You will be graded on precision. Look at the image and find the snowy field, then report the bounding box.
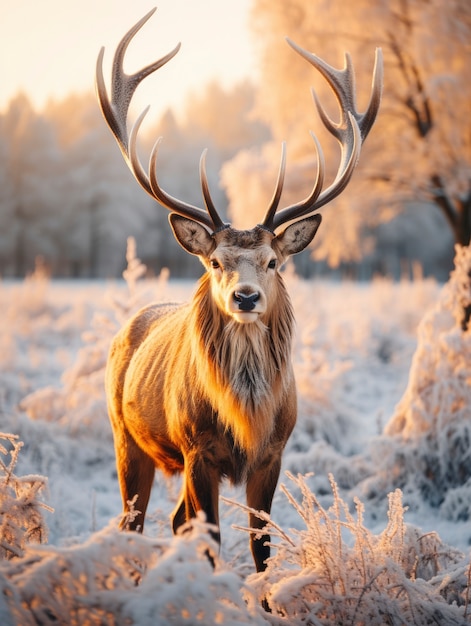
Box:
[1,249,470,624]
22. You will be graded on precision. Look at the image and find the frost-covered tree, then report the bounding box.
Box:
[225,0,471,267]
[180,79,270,160]
[0,78,269,277]
[0,94,63,276]
[368,245,471,516]
[45,94,161,278]
[144,80,271,225]
[377,0,471,248]
[0,126,15,272]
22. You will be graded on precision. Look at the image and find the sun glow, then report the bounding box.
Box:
[0,0,256,116]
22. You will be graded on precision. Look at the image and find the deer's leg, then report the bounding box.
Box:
[171,492,186,533]
[113,426,155,532]
[246,455,282,573]
[175,451,221,546]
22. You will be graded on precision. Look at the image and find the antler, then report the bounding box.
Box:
[95,7,226,232]
[96,8,383,235]
[261,41,383,232]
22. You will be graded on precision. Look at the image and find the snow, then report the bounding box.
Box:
[0,246,470,624]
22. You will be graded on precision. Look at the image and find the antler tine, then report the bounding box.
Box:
[305,45,383,157]
[262,134,325,232]
[260,142,287,232]
[147,139,216,230]
[96,8,224,232]
[262,42,383,231]
[96,9,179,172]
[200,151,227,231]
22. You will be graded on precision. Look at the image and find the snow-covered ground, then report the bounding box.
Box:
[1,250,470,624]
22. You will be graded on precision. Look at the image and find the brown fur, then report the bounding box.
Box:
[106,218,321,572]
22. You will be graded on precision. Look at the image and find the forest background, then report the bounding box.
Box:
[1,0,469,281]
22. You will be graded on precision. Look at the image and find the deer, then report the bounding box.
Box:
[96,7,383,574]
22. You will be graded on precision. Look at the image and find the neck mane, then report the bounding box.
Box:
[190,273,294,460]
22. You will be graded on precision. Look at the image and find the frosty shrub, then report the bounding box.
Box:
[0,433,51,560]
[109,236,162,326]
[374,245,471,516]
[9,256,51,321]
[0,515,266,626]
[240,473,468,625]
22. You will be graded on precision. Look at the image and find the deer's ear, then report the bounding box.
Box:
[274,214,322,258]
[169,214,215,257]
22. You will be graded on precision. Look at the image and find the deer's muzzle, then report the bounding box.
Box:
[234,291,260,312]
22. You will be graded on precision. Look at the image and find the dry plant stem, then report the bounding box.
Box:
[352,497,374,584]
[0,433,22,486]
[328,473,344,579]
[352,567,387,625]
[222,496,296,547]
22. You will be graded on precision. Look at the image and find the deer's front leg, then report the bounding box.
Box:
[113,424,155,532]
[177,450,221,546]
[246,454,282,572]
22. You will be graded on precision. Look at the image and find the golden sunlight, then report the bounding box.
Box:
[0,0,255,116]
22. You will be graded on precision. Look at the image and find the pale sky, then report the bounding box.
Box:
[0,0,256,118]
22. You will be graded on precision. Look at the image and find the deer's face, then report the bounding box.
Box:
[206,228,280,324]
[169,214,322,324]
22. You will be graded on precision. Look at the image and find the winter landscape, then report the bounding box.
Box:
[0,241,470,624]
[2,0,471,623]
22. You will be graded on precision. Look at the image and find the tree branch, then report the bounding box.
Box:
[387,29,433,138]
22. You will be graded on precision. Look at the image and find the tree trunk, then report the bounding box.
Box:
[431,174,471,247]
[456,192,471,248]
[430,175,471,330]
[14,209,26,278]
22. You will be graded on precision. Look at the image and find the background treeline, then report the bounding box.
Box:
[0,83,269,278]
[1,0,469,280]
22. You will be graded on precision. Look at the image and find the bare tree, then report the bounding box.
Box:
[380,0,471,247]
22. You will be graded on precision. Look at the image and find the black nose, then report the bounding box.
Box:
[234,291,259,312]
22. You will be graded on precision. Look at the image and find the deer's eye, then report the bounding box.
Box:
[267,259,277,270]
[210,259,220,270]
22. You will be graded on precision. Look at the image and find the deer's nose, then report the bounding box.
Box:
[234,291,260,312]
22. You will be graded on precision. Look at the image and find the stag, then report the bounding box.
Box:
[96,8,382,573]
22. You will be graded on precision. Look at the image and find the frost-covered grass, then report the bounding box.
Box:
[0,433,51,561]
[241,474,467,625]
[0,245,470,624]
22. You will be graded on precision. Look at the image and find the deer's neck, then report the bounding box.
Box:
[190,274,294,460]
